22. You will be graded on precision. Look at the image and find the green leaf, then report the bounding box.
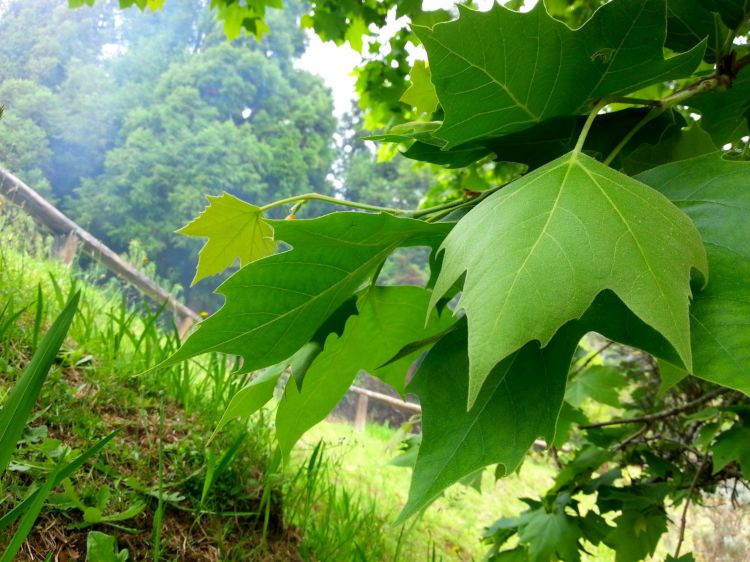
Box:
[432,151,707,406]
[344,17,368,52]
[159,213,452,372]
[397,321,582,522]
[176,192,275,286]
[687,72,750,146]
[415,0,705,147]
[86,531,129,562]
[400,61,439,115]
[276,286,450,458]
[604,508,667,562]
[623,123,717,175]
[565,365,627,408]
[711,423,750,476]
[657,359,689,397]
[0,292,80,475]
[666,0,729,62]
[517,505,582,562]
[701,0,750,29]
[210,367,281,442]
[637,154,750,394]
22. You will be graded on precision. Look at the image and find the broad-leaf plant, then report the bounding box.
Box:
[107,0,750,559]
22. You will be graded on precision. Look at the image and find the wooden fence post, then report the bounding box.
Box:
[354,393,369,432]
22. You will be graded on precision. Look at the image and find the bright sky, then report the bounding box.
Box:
[294,0,501,118]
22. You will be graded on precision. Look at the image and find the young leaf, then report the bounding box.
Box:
[517,506,583,562]
[400,61,439,115]
[432,151,707,406]
[565,365,627,408]
[637,154,750,394]
[397,322,582,522]
[275,286,450,458]
[159,213,452,372]
[176,192,275,285]
[415,0,705,147]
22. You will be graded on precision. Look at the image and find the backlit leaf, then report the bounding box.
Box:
[415,0,705,147]
[177,192,275,285]
[432,151,707,406]
[400,61,439,115]
[160,213,452,372]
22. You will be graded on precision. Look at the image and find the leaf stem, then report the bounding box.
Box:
[259,193,406,215]
[674,455,709,559]
[574,99,609,154]
[603,107,664,166]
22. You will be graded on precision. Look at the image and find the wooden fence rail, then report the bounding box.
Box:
[0,166,200,326]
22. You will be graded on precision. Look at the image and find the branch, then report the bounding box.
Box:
[674,455,709,559]
[580,387,729,429]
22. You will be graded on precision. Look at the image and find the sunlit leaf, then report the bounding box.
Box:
[160,213,451,373]
[177,192,275,286]
[400,61,439,115]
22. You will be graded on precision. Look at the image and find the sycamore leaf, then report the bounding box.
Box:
[666,0,729,62]
[565,365,627,408]
[623,123,717,175]
[687,72,750,146]
[400,61,439,115]
[159,213,452,372]
[397,322,582,522]
[637,154,750,395]
[432,151,708,407]
[275,286,451,459]
[210,367,280,442]
[177,193,275,286]
[711,422,750,476]
[604,508,668,562]
[415,0,705,147]
[517,506,583,562]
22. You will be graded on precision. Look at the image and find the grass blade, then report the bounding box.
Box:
[0,429,121,531]
[0,291,80,475]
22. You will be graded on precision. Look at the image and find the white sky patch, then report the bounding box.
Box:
[294,0,512,119]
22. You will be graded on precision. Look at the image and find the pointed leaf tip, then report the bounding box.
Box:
[177,192,275,285]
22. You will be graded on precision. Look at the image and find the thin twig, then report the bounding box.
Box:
[571,339,614,376]
[581,387,729,429]
[675,455,709,559]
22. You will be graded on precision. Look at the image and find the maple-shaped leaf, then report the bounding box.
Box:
[177,192,275,286]
[432,151,708,407]
[687,72,750,146]
[275,286,451,459]
[637,154,750,395]
[159,212,452,372]
[415,0,705,147]
[400,61,439,115]
[397,322,582,522]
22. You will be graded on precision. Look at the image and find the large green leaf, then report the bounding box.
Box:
[159,213,451,371]
[415,0,705,147]
[397,323,582,521]
[398,290,687,521]
[637,154,750,394]
[177,192,276,286]
[432,151,707,406]
[275,286,450,459]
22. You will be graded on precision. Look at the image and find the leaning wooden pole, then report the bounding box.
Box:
[0,166,201,327]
